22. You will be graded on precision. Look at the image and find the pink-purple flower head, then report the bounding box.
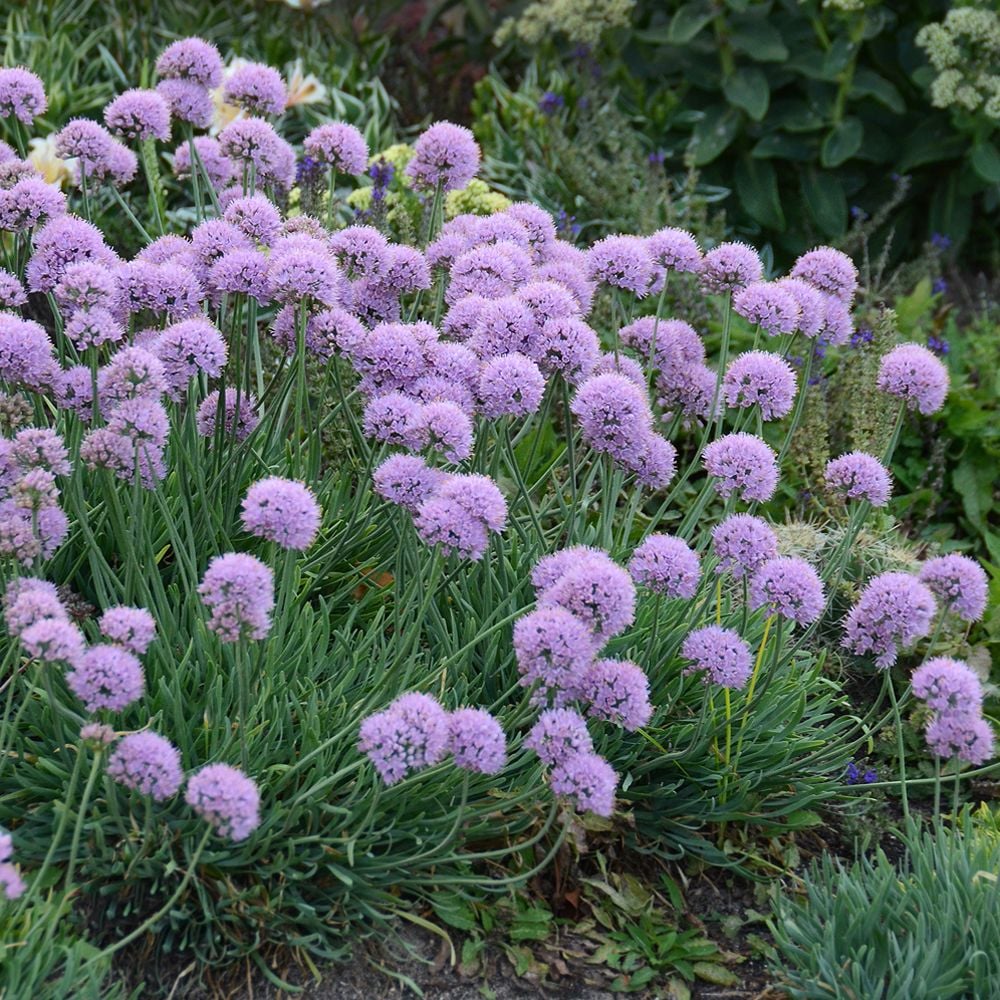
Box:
[571,372,654,466]
[156,78,213,129]
[223,194,281,246]
[0,500,68,564]
[209,248,272,303]
[359,691,449,785]
[99,606,157,655]
[79,427,165,489]
[750,557,825,628]
[447,242,532,304]
[681,625,753,689]
[156,37,223,88]
[172,137,235,189]
[54,260,119,316]
[843,571,937,669]
[436,475,507,532]
[876,343,949,415]
[385,245,431,293]
[108,731,183,800]
[824,452,892,507]
[536,257,595,314]
[624,433,678,491]
[513,606,597,701]
[152,318,227,398]
[4,577,67,637]
[575,658,652,732]
[185,763,261,841]
[329,225,389,280]
[733,282,800,337]
[646,227,702,273]
[0,68,47,124]
[447,708,507,774]
[505,203,556,260]
[918,554,988,622]
[470,214,531,252]
[532,316,600,384]
[525,708,594,767]
[442,295,488,341]
[373,454,448,513]
[199,552,275,642]
[223,62,286,116]
[587,234,654,297]
[96,346,166,413]
[197,388,260,442]
[241,477,321,551]
[538,551,636,645]
[405,121,480,192]
[702,433,779,503]
[0,174,68,233]
[26,214,118,293]
[218,117,295,189]
[775,277,827,338]
[790,246,858,306]
[621,317,706,374]
[912,657,983,716]
[698,242,763,295]
[478,353,545,419]
[549,750,617,817]
[66,643,145,713]
[711,514,778,579]
[20,617,85,664]
[468,295,534,359]
[104,89,171,143]
[516,280,579,334]
[351,322,426,395]
[924,713,995,766]
[363,392,421,447]
[0,315,56,390]
[414,474,506,561]
[629,534,700,599]
[10,427,71,477]
[268,248,340,306]
[304,122,368,174]
[723,351,797,421]
[0,268,26,309]
[411,401,474,463]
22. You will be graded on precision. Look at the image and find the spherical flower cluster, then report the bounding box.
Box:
[20,617,85,664]
[646,227,702,273]
[351,322,425,395]
[549,750,617,817]
[876,343,949,414]
[241,477,321,551]
[3,577,66,637]
[711,514,778,579]
[733,283,800,337]
[66,644,145,712]
[107,731,183,800]
[414,474,507,561]
[575,658,652,731]
[0,68,47,124]
[404,121,480,192]
[104,89,171,143]
[750,557,825,627]
[99,606,157,654]
[842,572,937,668]
[776,277,827,338]
[513,606,597,699]
[447,708,507,774]
[196,388,260,442]
[681,626,753,689]
[223,194,281,245]
[218,117,295,189]
[363,392,420,447]
[587,235,654,297]
[411,401,474,462]
[0,268,26,309]
[533,317,600,383]
[198,552,275,642]
[698,242,763,295]
[304,122,368,174]
[478,353,546,419]
[571,373,653,466]
[359,691,449,785]
[156,37,224,88]
[172,136,235,189]
[702,433,779,503]
[524,708,594,767]
[153,319,227,398]
[373,454,447,513]
[222,62,286,116]
[628,534,700,599]
[185,763,261,841]
[790,246,858,305]
[447,243,532,304]
[924,713,995,766]
[723,351,797,420]
[918,554,988,622]
[156,78,212,128]
[824,452,892,507]
[912,657,983,715]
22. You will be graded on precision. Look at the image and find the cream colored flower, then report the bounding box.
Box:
[28,135,73,188]
[285,59,327,107]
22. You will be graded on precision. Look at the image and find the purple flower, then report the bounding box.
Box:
[539,91,564,115]
[304,122,368,174]
[198,553,275,642]
[241,477,321,551]
[351,322,425,395]
[442,295,488,341]
[506,203,557,260]
[876,343,949,415]
[414,497,488,560]
[918,554,988,622]
[575,658,652,731]
[0,68,46,123]
[468,295,534,359]
[268,248,339,306]
[363,392,421,447]
[525,708,594,767]
[532,316,600,383]
[107,398,170,451]
[80,428,164,488]
[536,259,595,314]
[790,246,858,305]
[549,750,617,816]
[711,514,778,579]
[723,351,797,420]
[912,657,983,715]
[99,606,157,654]
[681,626,753,689]
[625,433,678,490]
[587,235,654,297]
[824,452,892,507]
[843,572,937,669]
[516,281,579,334]
[382,246,430,293]
[185,763,261,841]
[0,860,25,899]
[209,248,272,302]
[405,121,480,192]
[538,551,636,644]
[66,643,145,712]
[172,136,235,190]
[218,117,295,189]
[104,89,171,143]
[108,731,183,800]
[924,713,994,765]
[750,557,825,627]
[196,388,260,442]
[373,454,447,512]
[155,78,213,129]
[151,318,227,398]
[411,401,474,462]
[435,475,507,531]
[470,214,531,252]
[54,261,118,315]
[571,373,653,465]
[329,225,389,280]
[0,268,26,308]
[223,63,286,116]
[698,242,763,295]
[733,282,799,337]
[646,227,702,273]
[621,317,705,375]
[478,353,545,419]
[223,194,281,246]
[24,215,113,296]
[702,433,778,503]
[52,365,94,419]
[513,607,596,699]
[0,174,67,232]
[447,708,507,774]
[10,427,71,476]
[448,242,532,304]
[629,534,699,599]
[20,617,85,664]
[4,577,67,637]
[156,37,223,88]
[775,277,827,338]
[594,352,646,388]
[359,692,449,784]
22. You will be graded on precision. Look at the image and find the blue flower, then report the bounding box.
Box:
[931,232,952,251]
[539,92,565,116]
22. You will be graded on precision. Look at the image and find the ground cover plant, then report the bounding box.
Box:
[0,20,997,1000]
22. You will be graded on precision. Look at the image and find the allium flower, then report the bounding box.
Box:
[223,194,281,245]
[156,37,224,88]
[104,89,171,143]
[912,657,984,715]
[658,362,723,423]
[478,353,545,419]
[66,644,144,712]
[152,318,227,398]
[776,276,827,338]
[156,78,213,129]
[304,122,368,174]
[373,454,447,513]
[209,248,272,302]
[536,258,595,314]
[350,276,401,328]
[448,242,532,304]
[53,365,95,419]
[12,468,60,511]
[268,248,339,306]
[198,553,275,642]
[575,658,652,731]
[20,617,85,664]
[525,708,593,767]
[329,225,389,279]
[54,261,119,315]
[625,433,678,490]
[712,514,778,579]
[539,552,636,644]
[702,433,778,503]
[107,731,183,800]
[10,427,71,476]
[468,295,534,359]
[411,401,474,462]
[423,341,479,389]
[876,343,949,415]
[549,750,617,816]
[107,397,170,450]
[97,346,167,411]
[99,606,157,654]
[223,63,286,116]
[362,392,421,447]
[791,246,858,305]
[571,373,653,465]
[587,234,654,297]
[924,713,995,765]
[0,173,67,233]
[733,282,800,337]
[620,317,705,373]
[384,245,431,292]
[351,323,426,394]
[79,428,163,488]
[516,280,579,332]
[185,763,261,841]
[513,607,596,698]
[447,708,507,774]
[918,554,988,622]
[628,534,700,599]
[358,691,449,785]
[80,722,115,747]
[824,452,892,507]
[241,477,321,551]
[532,317,600,383]
[172,136,235,189]
[405,121,480,192]
[0,268,26,309]
[442,295,488,341]
[723,351,797,420]
[698,242,763,295]
[471,214,530,252]
[505,202,556,259]
[3,577,66,637]
[750,557,825,627]
[0,68,46,124]
[0,860,25,900]
[681,626,753,688]
[646,227,702,273]
[26,214,118,294]
[435,475,507,531]
[196,388,260,442]
[414,498,488,560]
[218,117,295,189]
[842,572,937,668]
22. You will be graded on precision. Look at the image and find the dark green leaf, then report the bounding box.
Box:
[851,68,905,113]
[729,19,788,62]
[752,132,814,161]
[929,173,972,247]
[801,168,847,237]
[722,66,769,121]
[821,37,855,78]
[431,893,478,931]
[693,963,740,985]
[668,1,716,44]
[735,157,785,229]
[687,106,741,165]
[821,118,864,168]
[970,141,1000,184]
[897,127,966,173]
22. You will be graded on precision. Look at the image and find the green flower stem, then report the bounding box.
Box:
[882,400,906,465]
[731,614,777,778]
[64,747,104,890]
[710,290,733,439]
[236,639,250,772]
[775,346,814,468]
[140,138,166,236]
[887,677,910,820]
